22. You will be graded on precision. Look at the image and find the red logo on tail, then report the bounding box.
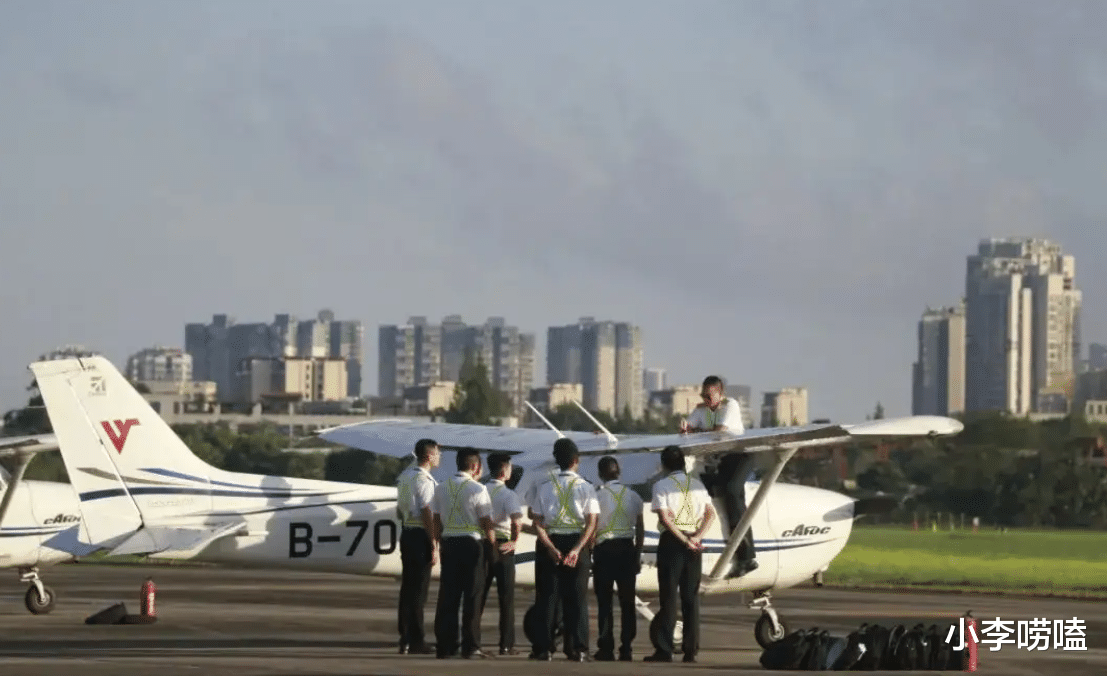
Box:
[100,419,140,453]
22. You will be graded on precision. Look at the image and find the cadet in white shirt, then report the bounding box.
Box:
[395,438,440,655]
[479,452,524,655]
[645,445,716,664]
[590,456,644,662]
[431,448,497,659]
[528,438,599,662]
[681,375,758,576]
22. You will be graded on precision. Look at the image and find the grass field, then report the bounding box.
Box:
[826,525,1107,598]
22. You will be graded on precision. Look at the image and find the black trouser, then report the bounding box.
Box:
[593,537,637,654]
[398,527,433,647]
[654,530,701,658]
[435,536,485,656]
[479,538,515,650]
[533,532,590,657]
[720,454,757,563]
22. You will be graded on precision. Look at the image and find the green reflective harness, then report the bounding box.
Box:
[549,472,583,533]
[443,474,480,537]
[670,472,698,530]
[596,483,632,543]
[397,469,427,528]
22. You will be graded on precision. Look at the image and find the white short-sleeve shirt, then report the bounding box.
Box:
[651,471,712,533]
[529,470,600,534]
[595,480,643,543]
[484,478,524,539]
[687,397,745,433]
[433,472,493,539]
[396,466,437,528]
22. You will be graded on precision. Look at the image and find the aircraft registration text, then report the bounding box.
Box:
[288,520,397,558]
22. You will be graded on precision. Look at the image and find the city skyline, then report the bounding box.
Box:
[4,3,1107,424]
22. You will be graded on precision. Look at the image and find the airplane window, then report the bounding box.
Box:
[507,465,523,490]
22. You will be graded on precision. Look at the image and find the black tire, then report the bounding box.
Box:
[523,604,561,652]
[755,612,788,649]
[25,585,55,615]
[648,614,684,654]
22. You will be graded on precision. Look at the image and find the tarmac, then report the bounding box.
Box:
[0,563,1103,674]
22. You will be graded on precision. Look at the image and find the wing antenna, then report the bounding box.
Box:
[524,401,565,439]
[571,400,618,446]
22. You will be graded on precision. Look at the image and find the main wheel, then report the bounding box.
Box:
[25,585,56,615]
[755,612,788,649]
[523,604,562,652]
[648,615,684,654]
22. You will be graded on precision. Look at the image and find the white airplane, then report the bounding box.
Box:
[0,433,98,614]
[31,355,963,649]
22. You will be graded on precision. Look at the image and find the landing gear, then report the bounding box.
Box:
[750,591,787,648]
[813,569,825,587]
[21,567,55,615]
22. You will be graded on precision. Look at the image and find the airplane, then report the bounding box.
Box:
[30,355,963,649]
[0,432,99,614]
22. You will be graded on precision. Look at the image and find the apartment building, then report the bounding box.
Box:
[761,387,809,427]
[911,302,966,416]
[547,318,644,417]
[125,346,193,384]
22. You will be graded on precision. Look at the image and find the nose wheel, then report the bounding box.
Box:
[750,591,787,648]
[21,568,56,615]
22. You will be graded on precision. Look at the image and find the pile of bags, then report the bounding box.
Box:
[760,622,967,670]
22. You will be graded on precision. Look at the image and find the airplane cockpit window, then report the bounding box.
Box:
[507,465,523,491]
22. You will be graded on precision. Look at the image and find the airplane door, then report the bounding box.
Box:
[2,479,42,566]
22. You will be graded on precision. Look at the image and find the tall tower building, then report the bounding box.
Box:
[964,238,1081,413]
[546,318,644,417]
[378,316,534,415]
[911,302,966,416]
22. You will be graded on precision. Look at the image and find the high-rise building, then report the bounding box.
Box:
[725,384,754,429]
[911,302,967,416]
[761,387,809,427]
[187,310,363,403]
[125,347,193,384]
[1088,343,1107,372]
[643,367,667,394]
[378,316,535,415]
[546,318,644,417]
[964,238,1081,413]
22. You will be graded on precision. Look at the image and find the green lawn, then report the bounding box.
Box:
[826,525,1107,598]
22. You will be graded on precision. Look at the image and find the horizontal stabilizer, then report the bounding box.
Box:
[0,433,58,456]
[40,524,103,558]
[108,521,242,557]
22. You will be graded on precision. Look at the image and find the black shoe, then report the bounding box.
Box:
[398,643,409,655]
[570,652,591,662]
[618,650,633,662]
[594,650,616,661]
[499,647,518,656]
[643,652,673,662]
[528,650,551,661]
[409,643,434,655]
[683,654,697,663]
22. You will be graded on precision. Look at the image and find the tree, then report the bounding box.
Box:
[873,402,885,419]
[445,350,508,426]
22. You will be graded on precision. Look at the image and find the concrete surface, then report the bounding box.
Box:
[0,564,1102,674]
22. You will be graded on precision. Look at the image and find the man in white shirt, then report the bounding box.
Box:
[681,375,758,577]
[479,452,524,655]
[680,375,745,434]
[432,448,497,659]
[645,445,715,663]
[591,456,644,662]
[528,438,600,662]
[395,438,440,655]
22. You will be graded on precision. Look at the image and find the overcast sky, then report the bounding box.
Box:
[2,0,1104,423]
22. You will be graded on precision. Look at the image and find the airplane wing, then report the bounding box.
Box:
[0,433,59,456]
[319,415,962,461]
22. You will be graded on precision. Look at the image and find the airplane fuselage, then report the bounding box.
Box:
[162,479,855,595]
[0,479,83,569]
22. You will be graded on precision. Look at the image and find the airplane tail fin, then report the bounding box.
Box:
[29,356,221,538]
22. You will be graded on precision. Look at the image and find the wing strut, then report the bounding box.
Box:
[0,452,36,530]
[572,401,618,446]
[701,446,800,593]
[524,401,565,439]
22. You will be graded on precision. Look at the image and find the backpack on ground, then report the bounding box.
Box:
[759,628,821,670]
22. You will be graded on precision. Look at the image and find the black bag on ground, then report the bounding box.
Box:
[85,602,128,625]
[759,628,819,670]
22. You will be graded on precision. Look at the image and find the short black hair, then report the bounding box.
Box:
[598,456,619,481]
[661,445,685,472]
[702,375,724,390]
[456,447,481,472]
[414,438,438,462]
[552,438,579,470]
[488,452,512,478]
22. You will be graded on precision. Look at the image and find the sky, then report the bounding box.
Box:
[2,0,1106,423]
